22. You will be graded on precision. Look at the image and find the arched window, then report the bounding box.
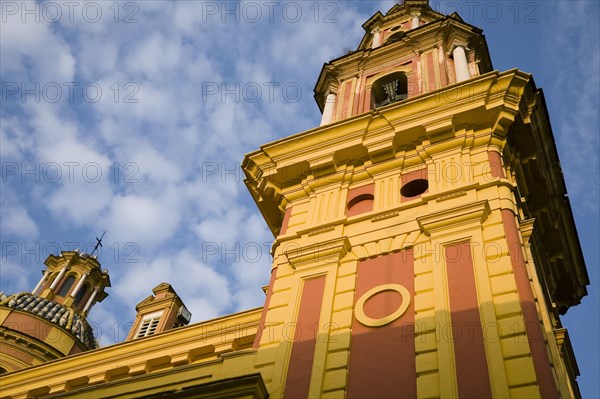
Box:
[371,72,408,109]
[57,275,76,297]
[74,283,90,307]
[346,194,375,217]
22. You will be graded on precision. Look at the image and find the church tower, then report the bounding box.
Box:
[0,250,110,373]
[243,1,588,398]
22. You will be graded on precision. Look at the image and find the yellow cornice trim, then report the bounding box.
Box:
[0,308,262,397]
[246,70,530,180]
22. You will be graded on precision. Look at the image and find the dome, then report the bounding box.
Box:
[0,292,97,349]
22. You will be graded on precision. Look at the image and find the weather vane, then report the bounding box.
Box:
[91,231,106,256]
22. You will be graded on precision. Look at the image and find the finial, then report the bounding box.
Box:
[91,232,106,257]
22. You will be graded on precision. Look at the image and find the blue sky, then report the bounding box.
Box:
[1,0,598,396]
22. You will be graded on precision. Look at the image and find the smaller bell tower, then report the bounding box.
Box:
[314,0,492,128]
[0,250,110,373]
[33,250,111,315]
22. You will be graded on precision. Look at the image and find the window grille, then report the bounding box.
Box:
[136,312,163,338]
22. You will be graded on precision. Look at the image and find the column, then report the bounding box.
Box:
[320,92,337,126]
[453,45,471,82]
[411,13,420,29]
[372,29,381,48]
[49,266,69,290]
[70,272,89,298]
[82,286,100,313]
[32,270,49,295]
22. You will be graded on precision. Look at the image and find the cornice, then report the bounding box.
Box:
[245,70,532,236]
[0,327,63,362]
[248,70,530,178]
[0,308,262,398]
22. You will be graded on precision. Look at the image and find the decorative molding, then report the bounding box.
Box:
[307,225,336,237]
[371,210,399,222]
[352,230,420,261]
[417,200,491,236]
[519,218,535,241]
[284,237,351,269]
[354,284,411,327]
[435,190,467,202]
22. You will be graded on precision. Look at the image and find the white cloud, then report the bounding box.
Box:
[0,187,39,239]
[0,260,34,295]
[76,35,119,77]
[111,250,231,322]
[102,190,182,249]
[0,13,75,83]
[0,116,34,160]
[125,32,182,79]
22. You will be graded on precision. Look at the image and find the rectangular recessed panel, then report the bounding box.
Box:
[283,275,326,399]
[347,250,416,398]
[501,209,557,398]
[445,241,492,399]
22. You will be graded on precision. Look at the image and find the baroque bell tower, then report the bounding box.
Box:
[243,1,588,398]
[0,250,110,373]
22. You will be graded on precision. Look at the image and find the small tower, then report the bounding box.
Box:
[126,283,191,341]
[314,0,492,128]
[34,251,110,315]
[0,250,110,373]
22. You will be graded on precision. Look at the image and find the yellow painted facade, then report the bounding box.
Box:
[0,1,588,398]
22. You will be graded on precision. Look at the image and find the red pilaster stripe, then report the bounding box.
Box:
[363,90,371,113]
[445,241,492,399]
[352,78,363,116]
[340,81,352,120]
[427,52,436,92]
[280,207,293,236]
[283,275,326,399]
[347,250,416,399]
[409,58,420,96]
[253,267,278,349]
[501,209,559,398]
[439,54,448,87]
[488,151,506,178]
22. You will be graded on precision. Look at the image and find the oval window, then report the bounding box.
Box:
[400,179,428,198]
